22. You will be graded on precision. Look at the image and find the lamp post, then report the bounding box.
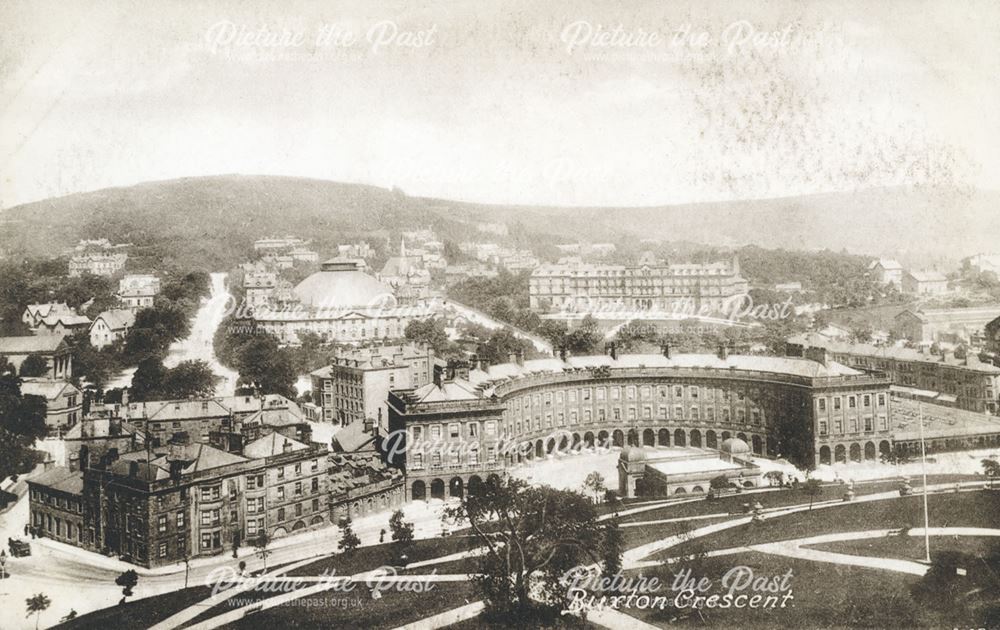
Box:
[918,401,931,563]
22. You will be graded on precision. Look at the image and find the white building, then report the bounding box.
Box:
[89,309,136,349]
[118,274,161,309]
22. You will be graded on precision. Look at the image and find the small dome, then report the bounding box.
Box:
[620,446,647,463]
[720,438,750,455]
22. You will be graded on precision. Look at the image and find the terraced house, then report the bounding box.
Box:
[29,431,330,568]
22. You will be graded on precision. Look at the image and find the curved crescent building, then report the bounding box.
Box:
[253,258,433,345]
[388,345,894,501]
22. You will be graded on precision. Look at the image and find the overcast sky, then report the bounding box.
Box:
[1,0,997,209]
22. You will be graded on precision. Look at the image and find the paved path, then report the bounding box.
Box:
[391,601,485,630]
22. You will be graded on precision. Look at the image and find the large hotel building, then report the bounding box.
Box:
[388,346,893,501]
[528,254,749,313]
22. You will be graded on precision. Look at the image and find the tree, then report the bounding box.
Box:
[18,354,48,378]
[162,360,218,399]
[983,459,1000,489]
[443,476,623,617]
[477,329,533,365]
[710,474,731,491]
[254,530,273,572]
[563,315,602,355]
[339,515,361,553]
[583,471,606,503]
[115,569,139,603]
[0,366,48,482]
[235,335,296,399]
[404,318,452,355]
[25,593,50,630]
[130,356,167,402]
[802,478,822,510]
[388,509,414,547]
[764,470,785,487]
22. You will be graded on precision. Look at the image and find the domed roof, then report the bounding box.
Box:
[719,438,750,455]
[620,446,647,463]
[293,259,395,309]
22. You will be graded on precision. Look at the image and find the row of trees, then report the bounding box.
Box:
[0,360,48,482]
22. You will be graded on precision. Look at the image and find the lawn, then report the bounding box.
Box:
[611,474,980,530]
[55,585,213,629]
[665,490,1000,559]
[807,534,1000,562]
[620,552,957,629]
[219,581,478,629]
[283,534,480,578]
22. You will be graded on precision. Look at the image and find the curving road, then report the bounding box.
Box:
[106,272,238,395]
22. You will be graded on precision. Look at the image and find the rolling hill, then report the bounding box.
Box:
[1,175,995,270]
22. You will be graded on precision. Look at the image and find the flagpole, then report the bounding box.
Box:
[918,401,930,563]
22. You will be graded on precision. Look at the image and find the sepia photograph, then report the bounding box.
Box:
[1,1,999,628]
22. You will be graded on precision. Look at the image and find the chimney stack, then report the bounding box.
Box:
[606,342,618,360]
[432,364,444,388]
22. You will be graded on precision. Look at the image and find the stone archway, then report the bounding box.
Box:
[612,430,624,447]
[468,475,484,496]
[706,430,717,449]
[864,442,876,461]
[722,431,731,441]
[584,431,595,448]
[535,440,544,458]
[292,520,306,531]
[751,435,763,455]
[690,429,702,447]
[597,430,609,448]
[674,429,686,447]
[658,429,670,446]
[412,480,427,501]
[627,429,639,446]
[546,438,556,454]
[834,444,846,463]
[449,477,464,498]
[737,432,748,443]
[819,446,831,465]
[879,440,891,459]
[430,478,445,499]
[849,443,862,463]
[642,429,655,446]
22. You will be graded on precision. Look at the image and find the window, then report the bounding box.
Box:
[690,406,699,420]
[752,410,761,425]
[159,542,168,558]
[295,503,303,516]
[834,419,842,433]
[449,423,460,439]
[311,478,319,492]
[431,425,441,440]
[295,481,303,496]
[674,405,684,419]
[689,386,699,399]
[818,398,826,412]
[200,485,221,501]
[864,417,873,432]
[877,394,886,407]
[312,498,320,512]
[248,519,258,536]
[470,449,479,465]
[737,409,746,423]
[277,486,285,500]
[294,463,302,475]
[311,459,319,472]
[412,426,423,441]
[863,395,871,408]
[176,512,185,528]
[278,507,285,521]
[487,447,496,462]
[277,467,285,480]
[848,396,856,409]
[485,421,496,437]
[158,515,167,533]
[818,421,828,436]
[674,386,683,397]
[468,422,478,437]
[880,416,888,430]
[626,386,636,399]
[833,397,842,411]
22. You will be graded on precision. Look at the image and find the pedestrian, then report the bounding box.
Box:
[23,524,28,536]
